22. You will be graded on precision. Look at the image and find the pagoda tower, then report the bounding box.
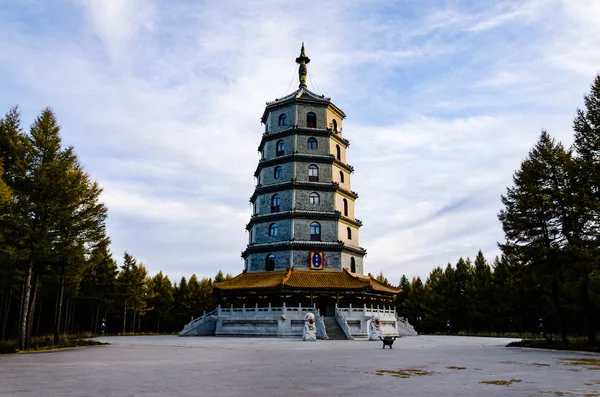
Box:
[243,43,366,275]
[179,45,416,338]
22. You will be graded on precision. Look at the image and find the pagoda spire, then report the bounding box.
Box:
[295,42,311,89]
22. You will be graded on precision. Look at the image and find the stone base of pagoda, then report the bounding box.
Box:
[214,303,328,338]
[336,305,403,339]
[180,303,418,338]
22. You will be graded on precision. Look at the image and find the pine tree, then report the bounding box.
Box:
[395,275,411,317]
[571,73,600,345]
[199,277,213,313]
[471,251,493,332]
[375,271,390,286]
[172,277,188,327]
[16,108,106,347]
[79,238,118,334]
[213,271,225,284]
[0,161,9,205]
[406,277,425,330]
[454,257,473,331]
[21,108,109,344]
[147,272,174,333]
[0,107,29,343]
[118,252,137,334]
[498,131,572,342]
[129,262,149,334]
[424,266,449,330]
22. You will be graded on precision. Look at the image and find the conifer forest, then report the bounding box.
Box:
[1,74,600,348]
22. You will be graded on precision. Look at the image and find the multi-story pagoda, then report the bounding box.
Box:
[180,45,416,339]
[246,44,365,278]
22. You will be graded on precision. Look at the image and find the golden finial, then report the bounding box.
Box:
[295,42,311,89]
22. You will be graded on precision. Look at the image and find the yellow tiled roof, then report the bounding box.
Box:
[213,268,400,294]
[213,270,287,290]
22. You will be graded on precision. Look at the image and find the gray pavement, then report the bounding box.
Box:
[0,335,598,396]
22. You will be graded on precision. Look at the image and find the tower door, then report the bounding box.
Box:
[316,297,335,317]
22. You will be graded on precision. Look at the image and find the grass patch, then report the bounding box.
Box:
[425,331,541,339]
[540,392,600,397]
[480,379,522,386]
[0,334,108,354]
[499,360,551,367]
[374,368,435,378]
[0,340,17,354]
[558,357,600,370]
[508,339,600,353]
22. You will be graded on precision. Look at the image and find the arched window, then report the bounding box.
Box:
[310,222,321,241]
[308,164,319,182]
[274,166,282,180]
[307,112,317,128]
[266,254,275,271]
[309,192,320,205]
[276,140,285,156]
[350,257,356,273]
[268,223,278,237]
[336,145,341,160]
[278,113,287,126]
[271,194,281,213]
[343,198,348,216]
[307,137,318,150]
[332,119,338,131]
[339,171,344,183]
[347,227,352,239]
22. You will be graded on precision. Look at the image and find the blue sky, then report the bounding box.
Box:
[1,0,599,283]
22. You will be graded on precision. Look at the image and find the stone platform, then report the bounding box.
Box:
[1,336,598,396]
[179,303,417,338]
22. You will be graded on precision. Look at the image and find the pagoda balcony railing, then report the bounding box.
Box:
[257,152,335,165]
[246,210,364,230]
[258,127,350,152]
[242,240,367,257]
[247,208,341,223]
[254,153,354,176]
[252,180,339,193]
[250,181,358,202]
[245,240,344,248]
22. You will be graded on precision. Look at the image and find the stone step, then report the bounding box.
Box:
[323,317,348,340]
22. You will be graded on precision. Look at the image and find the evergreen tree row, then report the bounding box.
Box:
[0,107,231,347]
[396,251,558,335]
[397,74,600,345]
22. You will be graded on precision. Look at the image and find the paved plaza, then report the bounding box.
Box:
[0,335,598,396]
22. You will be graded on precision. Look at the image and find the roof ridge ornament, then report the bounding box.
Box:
[295,42,310,89]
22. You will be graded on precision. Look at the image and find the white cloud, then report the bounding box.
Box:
[0,0,598,284]
[80,0,156,68]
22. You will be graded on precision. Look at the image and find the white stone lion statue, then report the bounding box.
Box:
[368,313,382,341]
[303,312,317,341]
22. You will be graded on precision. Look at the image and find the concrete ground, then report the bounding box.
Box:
[0,335,598,397]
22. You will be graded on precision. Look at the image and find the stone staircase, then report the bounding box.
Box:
[323,316,348,340]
